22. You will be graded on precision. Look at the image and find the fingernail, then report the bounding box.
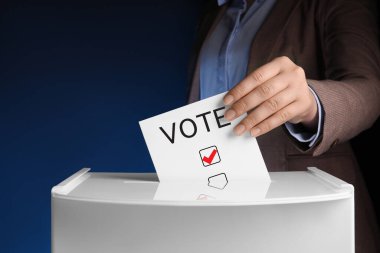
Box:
[251,127,261,137]
[224,95,234,105]
[224,109,236,121]
[234,125,245,135]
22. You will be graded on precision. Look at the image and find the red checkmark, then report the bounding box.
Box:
[202,149,217,164]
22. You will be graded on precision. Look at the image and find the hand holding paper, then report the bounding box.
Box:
[139,92,270,186]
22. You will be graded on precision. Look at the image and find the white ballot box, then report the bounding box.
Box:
[51,167,354,253]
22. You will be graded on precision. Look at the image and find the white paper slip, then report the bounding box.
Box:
[139,92,270,184]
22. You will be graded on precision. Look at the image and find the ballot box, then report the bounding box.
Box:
[51,167,354,253]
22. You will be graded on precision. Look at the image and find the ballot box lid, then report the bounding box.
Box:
[51,167,353,206]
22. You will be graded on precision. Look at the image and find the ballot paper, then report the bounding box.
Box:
[139,92,270,185]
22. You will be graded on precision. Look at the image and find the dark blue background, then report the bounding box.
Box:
[0,0,201,252]
[1,1,379,252]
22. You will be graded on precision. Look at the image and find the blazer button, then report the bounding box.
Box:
[330,139,339,148]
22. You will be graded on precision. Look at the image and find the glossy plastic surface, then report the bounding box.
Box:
[52,167,353,206]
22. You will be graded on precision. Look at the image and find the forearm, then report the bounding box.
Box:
[308,78,380,155]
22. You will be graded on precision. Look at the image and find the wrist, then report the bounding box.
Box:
[301,91,318,131]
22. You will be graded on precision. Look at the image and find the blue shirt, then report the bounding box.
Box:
[199,0,323,147]
[200,0,276,98]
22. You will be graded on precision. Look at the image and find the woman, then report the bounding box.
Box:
[188,0,380,252]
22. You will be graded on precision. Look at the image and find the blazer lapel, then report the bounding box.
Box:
[247,0,301,70]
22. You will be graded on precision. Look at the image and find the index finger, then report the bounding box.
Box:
[223,56,289,105]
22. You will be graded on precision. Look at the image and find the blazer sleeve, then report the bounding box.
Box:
[307,0,380,156]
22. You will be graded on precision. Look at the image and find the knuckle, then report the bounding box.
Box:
[279,110,290,123]
[243,116,255,129]
[294,66,305,77]
[233,100,248,115]
[232,85,245,98]
[261,121,271,133]
[250,71,264,83]
[278,56,290,64]
[258,84,272,97]
[266,99,279,112]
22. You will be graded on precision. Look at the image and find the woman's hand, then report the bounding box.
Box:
[223,56,318,137]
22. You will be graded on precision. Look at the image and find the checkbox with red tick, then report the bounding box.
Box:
[199,145,221,167]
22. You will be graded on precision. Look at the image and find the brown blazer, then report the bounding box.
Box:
[188,0,380,252]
